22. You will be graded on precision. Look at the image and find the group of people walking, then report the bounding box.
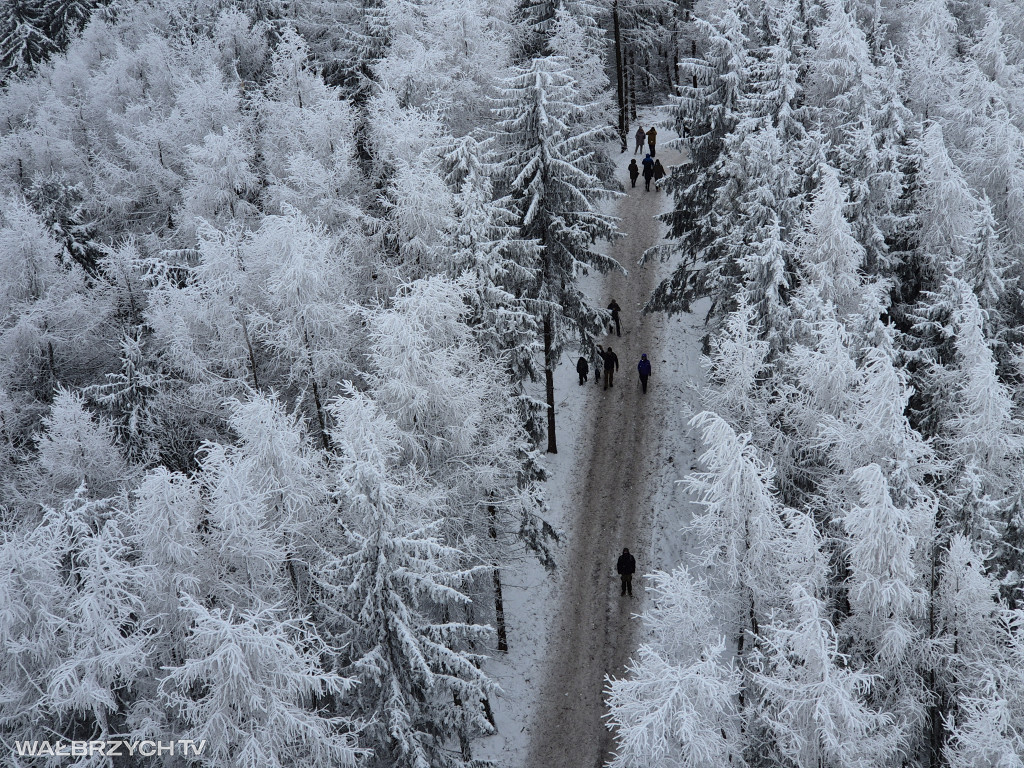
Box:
[574,300,653,396]
[575,344,653,394]
[629,124,665,192]
[628,155,665,191]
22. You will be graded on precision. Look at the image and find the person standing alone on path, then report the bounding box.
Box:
[641,154,654,191]
[637,353,652,394]
[576,355,589,385]
[627,159,639,188]
[608,299,622,336]
[616,548,636,597]
[634,125,646,154]
[647,126,657,156]
[598,345,619,389]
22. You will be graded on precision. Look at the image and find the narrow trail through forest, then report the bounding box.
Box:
[524,138,689,768]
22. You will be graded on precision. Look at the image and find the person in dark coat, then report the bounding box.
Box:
[641,154,654,191]
[616,547,636,596]
[647,126,657,156]
[608,299,622,336]
[627,159,640,188]
[653,159,666,191]
[576,355,589,385]
[637,353,652,394]
[634,125,646,154]
[598,345,619,389]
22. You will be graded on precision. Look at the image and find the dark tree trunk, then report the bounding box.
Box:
[544,312,557,453]
[303,326,330,450]
[240,313,260,390]
[628,48,637,121]
[489,505,508,652]
[613,0,627,151]
[927,541,944,768]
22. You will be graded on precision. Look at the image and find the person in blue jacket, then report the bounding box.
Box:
[641,153,655,191]
[637,353,652,393]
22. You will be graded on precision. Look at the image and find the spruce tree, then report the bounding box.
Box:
[492,55,620,453]
[319,389,495,768]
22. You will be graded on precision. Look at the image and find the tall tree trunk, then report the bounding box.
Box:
[927,541,944,768]
[691,39,698,90]
[239,313,260,389]
[612,0,627,151]
[46,340,56,397]
[543,312,557,453]
[628,48,637,121]
[303,326,331,450]
[489,505,508,652]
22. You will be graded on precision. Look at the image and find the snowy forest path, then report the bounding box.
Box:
[525,137,687,768]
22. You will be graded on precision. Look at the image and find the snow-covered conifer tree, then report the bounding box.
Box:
[929,536,1024,764]
[911,124,980,295]
[246,208,359,446]
[605,567,744,768]
[650,7,750,310]
[179,125,260,240]
[550,0,611,107]
[362,275,550,564]
[0,490,148,742]
[257,28,360,229]
[493,55,620,452]
[842,464,925,665]
[0,514,66,738]
[791,164,867,321]
[39,491,149,736]
[806,0,881,140]
[752,583,897,768]
[160,596,363,768]
[145,223,259,389]
[84,330,169,464]
[840,464,929,745]
[440,133,539,382]
[128,467,202,667]
[0,195,113,412]
[702,299,774,431]
[34,387,129,501]
[0,0,51,79]
[685,412,824,648]
[319,389,495,768]
[967,197,1010,319]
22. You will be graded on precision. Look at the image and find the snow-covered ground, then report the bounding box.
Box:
[477,115,708,768]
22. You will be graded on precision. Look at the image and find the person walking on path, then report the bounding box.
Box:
[641,154,654,191]
[637,353,652,394]
[634,126,646,154]
[598,345,619,389]
[576,355,589,385]
[653,159,666,191]
[647,126,657,156]
[608,299,622,336]
[627,159,639,188]
[616,548,636,597]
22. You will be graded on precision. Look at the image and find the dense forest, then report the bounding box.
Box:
[607,1,1024,767]
[2,0,1024,766]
